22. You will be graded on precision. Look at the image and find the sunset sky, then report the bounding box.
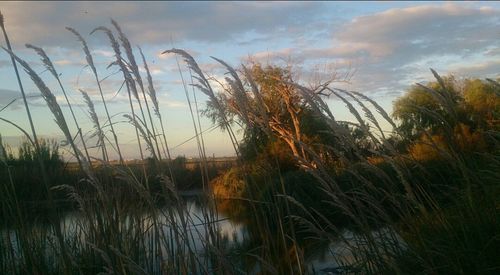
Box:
[0,1,499,160]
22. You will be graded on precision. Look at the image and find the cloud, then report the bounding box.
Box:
[334,3,499,60]
[53,59,86,67]
[485,47,500,56]
[1,2,499,157]
[0,2,328,47]
[0,88,22,111]
[244,48,297,64]
[92,49,114,58]
[138,65,164,76]
[448,60,500,78]
[241,3,500,98]
[0,89,43,111]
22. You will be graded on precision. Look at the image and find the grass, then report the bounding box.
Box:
[0,10,499,274]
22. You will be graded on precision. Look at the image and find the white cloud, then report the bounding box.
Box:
[53,59,86,66]
[448,60,500,78]
[291,3,500,96]
[334,3,499,60]
[92,49,114,58]
[0,2,327,47]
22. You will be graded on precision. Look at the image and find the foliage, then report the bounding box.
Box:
[206,64,326,164]
[393,76,462,140]
[394,76,500,157]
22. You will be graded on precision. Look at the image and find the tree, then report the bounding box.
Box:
[393,73,500,155]
[204,60,394,169]
[204,63,314,165]
[392,75,462,140]
[462,78,500,130]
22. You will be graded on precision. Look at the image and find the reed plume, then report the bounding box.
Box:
[111,19,162,161]
[80,89,108,161]
[1,13,74,273]
[26,43,93,163]
[91,25,148,161]
[138,46,174,163]
[163,48,241,156]
[67,26,124,163]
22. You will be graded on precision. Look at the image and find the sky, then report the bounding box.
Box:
[0,1,499,160]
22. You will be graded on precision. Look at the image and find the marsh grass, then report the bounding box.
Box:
[0,11,499,275]
[193,55,499,274]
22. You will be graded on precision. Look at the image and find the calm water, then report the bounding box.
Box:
[1,193,402,274]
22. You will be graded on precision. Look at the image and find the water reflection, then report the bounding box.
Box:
[1,193,403,274]
[1,194,248,273]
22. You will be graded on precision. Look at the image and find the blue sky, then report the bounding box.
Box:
[0,1,499,160]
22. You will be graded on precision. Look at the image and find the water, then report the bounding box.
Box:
[0,194,249,273]
[0,193,403,274]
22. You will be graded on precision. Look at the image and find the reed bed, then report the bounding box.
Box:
[1,11,499,275]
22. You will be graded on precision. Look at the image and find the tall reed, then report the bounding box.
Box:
[25,43,93,164]
[1,11,498,274]
[0,11,76,274]
[111,20,163,162]
[67,27,124,164]
[91,26,150,163]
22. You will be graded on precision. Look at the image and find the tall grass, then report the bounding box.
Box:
[184,54,499,273]
[67,27,123,164]
[0,11,498,275]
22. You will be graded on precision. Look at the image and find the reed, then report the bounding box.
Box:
[80,89,108,161]
[67,27,124,164]
[25,43,93,164]
[91,25,152,166]
[111,20,163,162]
[1,12,76,274]
[0,11,498,275]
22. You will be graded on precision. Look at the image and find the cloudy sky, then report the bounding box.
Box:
[0,1,499,159]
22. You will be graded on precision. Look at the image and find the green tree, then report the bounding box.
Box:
[462,78,500,130]
[392,75,462,140]
[393,73,499,153]
[204,64,315,164]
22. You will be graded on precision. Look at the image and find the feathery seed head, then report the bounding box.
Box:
[111,19,143,88]
[80,89,105,146]
[26,44,58,79]
[92,25,138,99]
[2,47,71,142]
[67,27,96,74]
[91,26,121,57]
[350,90,397,130]
[163,48,213,97]
[124,114,155,156]
[162,48,204,80]
[139,46,159,116]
